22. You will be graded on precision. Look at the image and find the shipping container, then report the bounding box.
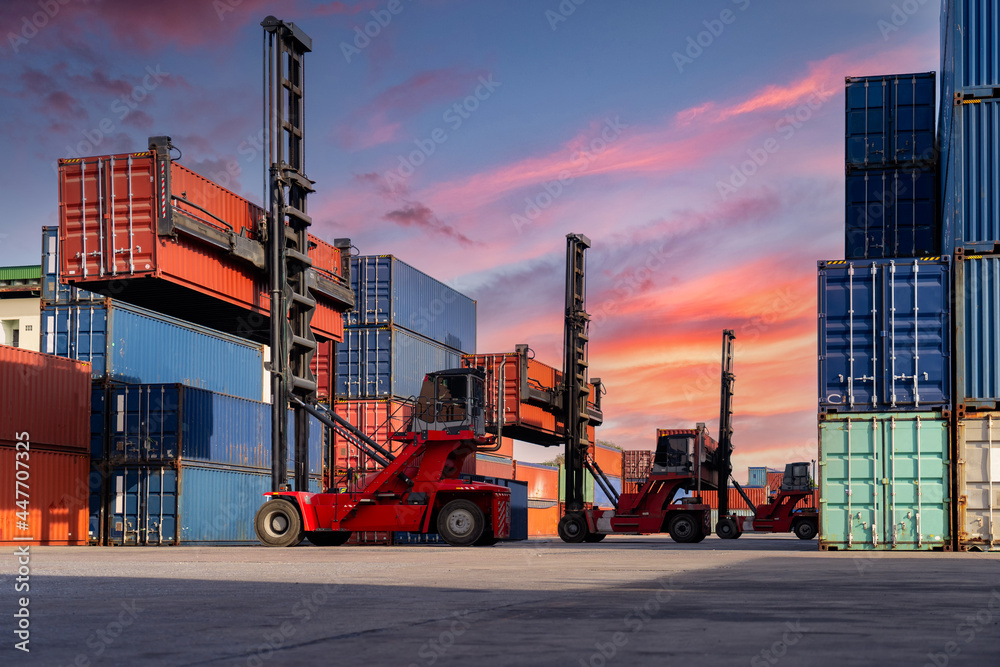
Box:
[766,470,785,491]
[42,299,265,401]
[954,253,1000,409]
[41,226,100,304]
[845,166,939,259]
[955,412,1000,550]
[818,412,951,550]
[622,450,653,493]
[845,72,936,168]
[941,0,1000,90]
[312,339,335,401]
[817,258,951,412]
[330,398,414,471]
[57,149,350,341]
[92,383,323,474]
[0,446,89,545]
[594,443,622,477]
[748,466,768,487]
[528,501,560,537]
[942,98,1000,253]
[0,344,90,452]
[558,463,595,505]
[96,463,321,545]
[593,474,621,508]
[515,461,560,501]
[461,453,514,480]
[348,255,476,352]
[336,326,463,399]
[699,487,770,511]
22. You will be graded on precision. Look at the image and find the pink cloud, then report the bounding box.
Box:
[315,0,383,16]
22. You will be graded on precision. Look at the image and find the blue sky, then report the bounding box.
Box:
[0,0,942,469]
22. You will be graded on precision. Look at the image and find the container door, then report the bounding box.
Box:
[960,415,1000,550]
[845,77,887,167]
[819,263,881,410]
[881,260,950,408]
[110,467,142,545]
[820,416,880,547]
[144,468,178,545]
[882,415,950,549]
[890,73,935,163]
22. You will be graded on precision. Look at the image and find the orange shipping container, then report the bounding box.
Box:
[0,345,90,452]
[700,487,770,511]
[332,399,413,471]
[528,503,560,537]
[58,149,351,342]
[0,446,89,545]
[515,462,560,500]
[463,454,514,480]
[594,443,622,477]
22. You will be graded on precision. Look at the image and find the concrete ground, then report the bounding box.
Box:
[2,534,998,666]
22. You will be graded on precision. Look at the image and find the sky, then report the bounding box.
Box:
[0,0,942,474]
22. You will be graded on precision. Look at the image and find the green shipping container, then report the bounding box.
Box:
[819,412,950,551]
[558,464,595,505]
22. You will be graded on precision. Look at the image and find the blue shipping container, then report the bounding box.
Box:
[956,254,1000,408]
[41,299,264,401]
[594,474,622,509]
[336,326,463,399]
[98,464,321,545]
[748,466,767,487]
[845,72,936,168]
[845,166,939,259]
[93,382,323,474]
[941,0,1000,90]
[942,98,1000,252]
[817,258,951,412]
[347,255,476,353]
[41,226,101,304]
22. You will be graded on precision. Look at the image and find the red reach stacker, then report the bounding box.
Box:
[254,369,513,547]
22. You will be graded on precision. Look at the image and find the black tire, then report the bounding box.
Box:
[715,517,740,540]
[306,531,352,547]
[583,532,607,543]
[437,499,485,546]
[794,520,818,540]
[254,498,304,547]
[668,513,699,544]
[558,513,588,543]
[474,532,499,546]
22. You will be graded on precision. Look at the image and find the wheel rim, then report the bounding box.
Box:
[447,509,475,537]
[564,518,583,537]
[267,512,289,537]
[674,518,694,538]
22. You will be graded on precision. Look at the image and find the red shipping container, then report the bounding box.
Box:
[766,471,784,490]
[528,502,560,537]
[462,454,514,480]
[515,462,560,501]
[58,150,350,342]
[622,450,653,493]
[594,442,622,478]
[699,487,770,511]
[312,339,335,400]
[0,446,89,545]
[331,399,413,471]
[0,345,90,452]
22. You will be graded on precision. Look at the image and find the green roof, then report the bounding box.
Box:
[0,265,42,281]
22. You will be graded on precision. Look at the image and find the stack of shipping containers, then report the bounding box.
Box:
[941,0,1000,551]
[816,66,952,550]
[516,462,561,536]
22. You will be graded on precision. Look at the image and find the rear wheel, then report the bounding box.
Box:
[668,513,699,544]
[254,499,304,547]
[793,519,818,540]
[715,517,740,539]
[437,499,485,546]
[583,532,606,543]
[306,531,352,547]
[558,513,588,543]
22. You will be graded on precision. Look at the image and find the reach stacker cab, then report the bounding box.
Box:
[254,368,513,547]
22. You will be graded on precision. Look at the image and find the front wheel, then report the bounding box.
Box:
[437,499,485,546]
[715,517,740,539]
[558,513,588,543]
[668,513,699,544]
[254,498,304,547]
[306,531,352,547]
[793,520,818,540]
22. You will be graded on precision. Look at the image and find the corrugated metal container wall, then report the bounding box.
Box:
[0,344,90,452]
[462,454,514,480]
[622,450,653,493]
[41,226,100,304]
[748,466,768,487]
[700,487,769,511]
[515,462,560,500]
[348,255,477,353]
[818,412,951,550]
[558,464,595,504]
[946,99,1000,252]
[41,300,265,402]
[817,258,951,412]
[57,152,347,342]
[845,72,937,168]
[335,326,463,399]
[0,446,89,545]
[527,501,560,537]
[312,339,335,401]
[594,475,621,508]
[845,167,939,259]
[941,0,1000,90]
[331,398,413,470]
[766,471,784,491]
[594,444,622,477]
[955,412,1000,550]
[956,254,1000,408]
